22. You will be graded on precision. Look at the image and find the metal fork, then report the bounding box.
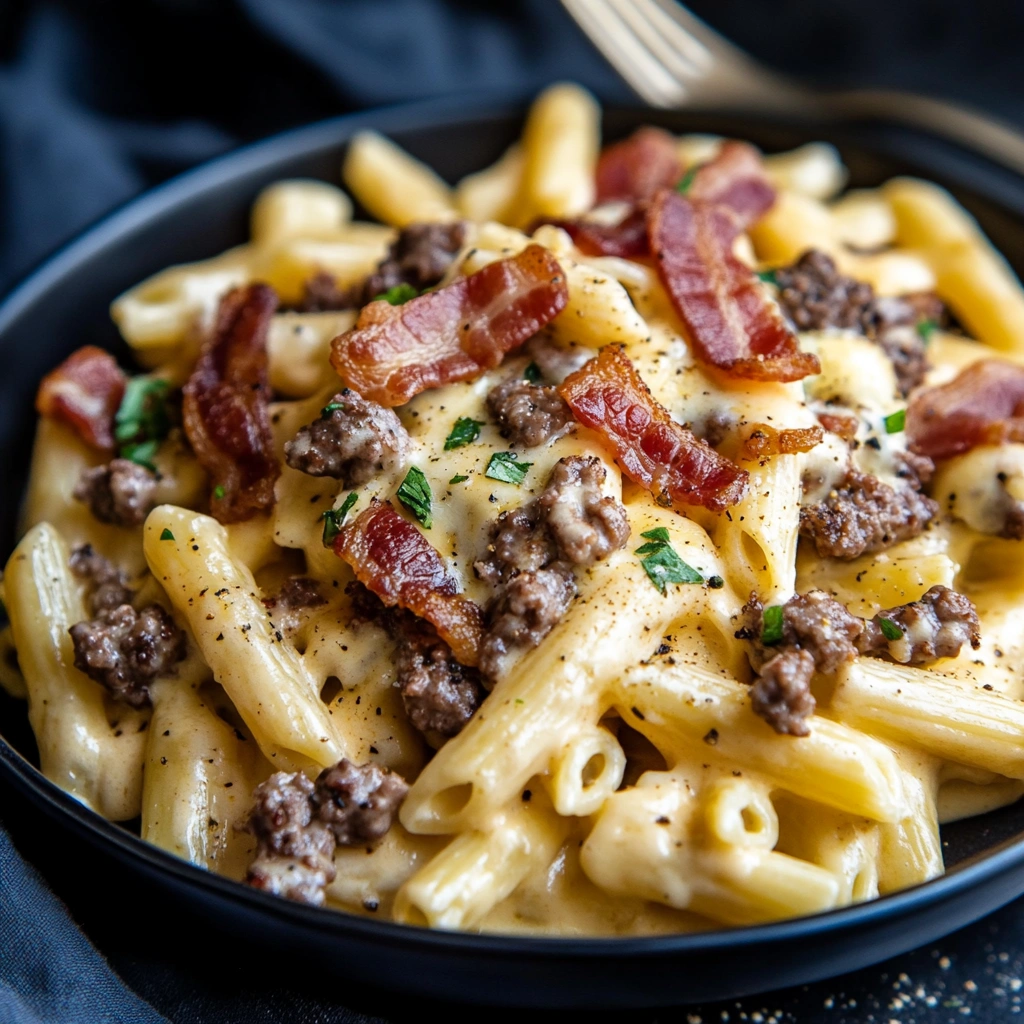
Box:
[562,0,1024,176]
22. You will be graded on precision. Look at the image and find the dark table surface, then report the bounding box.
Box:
[4,2,1024,1021]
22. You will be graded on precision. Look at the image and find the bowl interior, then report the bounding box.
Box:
[3,99,1024,955]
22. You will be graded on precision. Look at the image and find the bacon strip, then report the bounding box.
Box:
[36,346,126,451]
[182,284,280,523]
[907,359,1024,461]
[330,244,568,407]
[686,141,776,232]
[648,189,820,383]
[596,127,683,204]
[558,346,748,512]
[540,207,650,259]
[335,500,484,666]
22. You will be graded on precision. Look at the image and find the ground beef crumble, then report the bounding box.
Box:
[69,544,134,614]
[736,585,980,734]
[284,389,410,486]
[73,459,158,527]
[858,585,981,664]
[69,603,187,707]
[774,249,947,396]
[486,378,574,448]
[799,468,939,560]
[262,576,327,635]
[244,759,407,906]
[295,221,468,311]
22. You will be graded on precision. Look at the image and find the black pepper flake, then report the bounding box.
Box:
[703,728,719,745]
[369,745,378,754]
[191,544,199,551]
[275,630,283,642]
[216,632,224,641]
[655,643,671,656]
[656,816,670,825]
[983,683,994,690]
[375,707,382,716]
[522,789,532,802]
[160,756,167,765]
[631,706,645,720]
[363,899,379,912]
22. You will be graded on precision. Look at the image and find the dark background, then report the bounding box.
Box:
[3,1,1024,1022]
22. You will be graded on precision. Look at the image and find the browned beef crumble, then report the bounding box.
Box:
[69,603,187,707]
[474,456,629,681]
[393,622,485,738]
[262,576,327,635]
[244,771,337,905]
[478,564,575,681]
[799,468,939,560]
[69,544,133,614]
[312,758,409,846]
[73,459,158,527]
[244,759,407,905]
[486,378,574,448]
[774,249,948,396]
[284,389,410,486]
[750,648,816,737]
[295,221,468,311]
[858,585,981,664]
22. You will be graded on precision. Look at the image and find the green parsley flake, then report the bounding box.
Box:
[321,492,359,547]
[374,283,418,305]
[321,401,346,418]
[707,575,725,590]
[449,474,469,484]
[761,605,784,645]
[635,527,703,594]
[213,484,226,500]
[485,452,532,486]
[444,417,483,451]
[756,268,778,285]
[676,164,700,194]
[159,528,175,541]
[523,362,542,383]
[120,439,160,472]
[879,617,904,641]
[397,467,433,528]
[115,376,171,468]
[883,409,906,434]
[916,318,938,342]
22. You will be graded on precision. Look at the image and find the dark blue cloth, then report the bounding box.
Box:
[3,1,1024,1022]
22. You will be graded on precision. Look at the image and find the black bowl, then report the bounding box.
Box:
[4,96,1024,1009]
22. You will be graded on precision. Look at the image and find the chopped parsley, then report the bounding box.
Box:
[916,318,938,342]
[761,605,785,645]
[321,492,358,546]
[159,528,175,541]
[115,376,171,469]
[373,283,418,305]
[485,452,532,486]
[879,617,904,641]
[676,164,700,194]
[635,527,704,594]
[883,409,906,434]
[444,417,483,451]
[397,467,433,528]
[523,362,542,383]
[321,401,346,418]
[756,268,778,285]
[213,484,226,500]
[119,439,160,472]
[449,474,469,484]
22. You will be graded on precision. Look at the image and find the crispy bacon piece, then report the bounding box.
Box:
[686,141,776,232]
[907,359,1024,461]
[648,190,820,383]
[558,346,748,512]
[816,410,860,442]
[330,244,568,408]
[335,500,484,667]
[543,207,650,259]
[742,423,824,461]
[182,284,280,523]
[596,127,683,204]
[36,346,126,451]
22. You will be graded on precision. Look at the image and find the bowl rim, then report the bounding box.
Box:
[3,92,1024,957]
